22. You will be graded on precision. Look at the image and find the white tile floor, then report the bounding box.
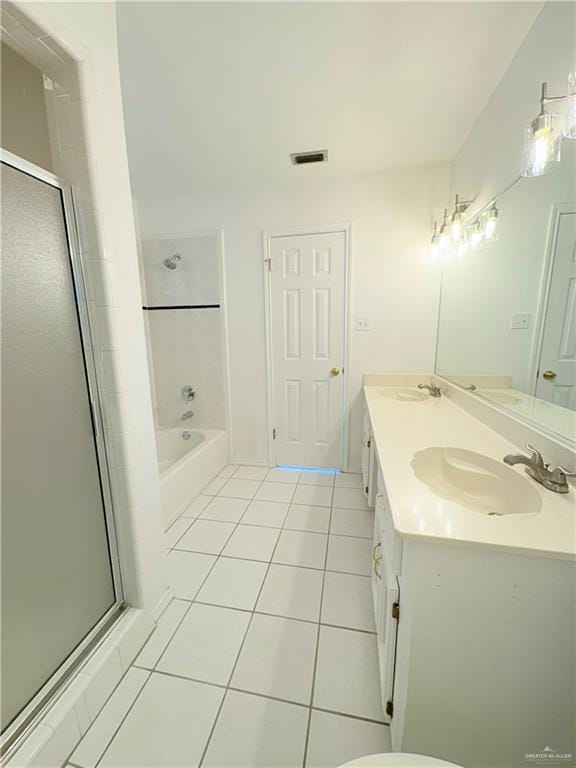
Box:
[68,466,391,768]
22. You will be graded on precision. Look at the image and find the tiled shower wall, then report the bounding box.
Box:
[140,233,226,431]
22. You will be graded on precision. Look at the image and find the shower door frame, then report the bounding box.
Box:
[1,148,125,756]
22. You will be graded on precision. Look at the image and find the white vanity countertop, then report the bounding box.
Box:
[476,387,576,441]
[364,384,576,559]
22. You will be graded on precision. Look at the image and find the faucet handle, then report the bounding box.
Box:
[526,444,545,468]
[550,466,576,483]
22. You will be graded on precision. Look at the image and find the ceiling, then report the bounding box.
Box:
[117,1,542,198]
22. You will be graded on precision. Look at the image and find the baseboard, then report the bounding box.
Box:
[152,587,174,622]
[231,457,271,467]
[6,608,153,768]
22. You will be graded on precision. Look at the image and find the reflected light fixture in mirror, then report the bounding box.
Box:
[450,194,472,244]
[439,208,450,250]
[563,70,576,138]
[483,203,499,241]
[430,222,440,260]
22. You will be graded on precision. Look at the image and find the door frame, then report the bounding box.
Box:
[1,148,125,753]
[529,202,576,397]
[262,222,353,470]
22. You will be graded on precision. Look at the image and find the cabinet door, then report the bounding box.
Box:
[371,514,383,628]
[374,493,401,722]
[361,407,371,498]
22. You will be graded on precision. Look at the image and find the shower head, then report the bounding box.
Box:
[163,253,181,270]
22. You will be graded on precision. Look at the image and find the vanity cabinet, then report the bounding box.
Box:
[364,405,575,768]
[371,487,401,724]
[361,406,377,507]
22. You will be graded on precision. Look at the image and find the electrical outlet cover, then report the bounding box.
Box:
[355,316,372,331]
[510,312,531,329]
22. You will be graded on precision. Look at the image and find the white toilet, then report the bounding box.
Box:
[341,753,463,767]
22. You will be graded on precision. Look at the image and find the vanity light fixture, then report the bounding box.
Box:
[522,82,564,177]
[430,222,441,260]
[438,208,450,249]
[469,219,484,250]
[449,194,472,244]
[482,202,499,241]
[563,69,576,139]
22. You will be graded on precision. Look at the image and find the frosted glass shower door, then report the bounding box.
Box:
[1,157,120,735]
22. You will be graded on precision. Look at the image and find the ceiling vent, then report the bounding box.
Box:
[290,150,328,166]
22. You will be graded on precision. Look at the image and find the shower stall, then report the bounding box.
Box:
[1,151,123,750]
[139,232,229,527]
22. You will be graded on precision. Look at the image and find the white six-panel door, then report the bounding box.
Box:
[535,209,576,408]
[268,230,346,467]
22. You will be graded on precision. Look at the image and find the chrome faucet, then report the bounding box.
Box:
[181,410,194,421]
[503,445,575,494]
[418,383,442,398]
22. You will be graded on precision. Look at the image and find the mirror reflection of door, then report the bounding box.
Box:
[535,207,576,409]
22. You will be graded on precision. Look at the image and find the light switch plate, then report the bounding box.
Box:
[355,316,372,331]
[510,312,531,330]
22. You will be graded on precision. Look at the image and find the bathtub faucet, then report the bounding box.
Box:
[181,410,194,421]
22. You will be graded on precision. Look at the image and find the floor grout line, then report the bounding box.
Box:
[93,668,153,768]
[80,467,380,768]
[196,472,273,767]
[302,480,335,768]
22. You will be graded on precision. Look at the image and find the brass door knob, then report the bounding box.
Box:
[542,370,557,381]
[330,367,341,377]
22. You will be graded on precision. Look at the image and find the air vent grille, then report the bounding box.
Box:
[290,150,328,166]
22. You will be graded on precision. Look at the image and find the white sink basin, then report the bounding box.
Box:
[379,387,430,402]
[411,447,542,517]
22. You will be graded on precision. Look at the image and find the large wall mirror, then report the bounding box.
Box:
[436,140,576,444]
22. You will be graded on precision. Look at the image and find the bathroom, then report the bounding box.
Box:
[1,1,574,767]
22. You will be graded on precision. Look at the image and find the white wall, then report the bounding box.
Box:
[6,0,168,613]
[136,164,449,468]
[139,232,226,430]
[438,0,576,393]
[450,1,575,214]
[1,41,53,170]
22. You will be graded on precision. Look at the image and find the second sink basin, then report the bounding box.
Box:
[411,447,542,517]
[379,387,430,402]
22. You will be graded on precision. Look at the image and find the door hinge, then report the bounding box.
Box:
[273,428,276,439]
[386,700,394,718]
[264,258,271,271]
[367,438,371,448]
[392,602,400,621]
[365,486,369,494]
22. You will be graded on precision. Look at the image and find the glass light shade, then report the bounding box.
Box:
[450,211,464,243]
[438,209,450,250]
[562,70,576,138]
[469,220,484,250]
[522,111,561,177]
[483,205,499,241]
[430,224,440,260]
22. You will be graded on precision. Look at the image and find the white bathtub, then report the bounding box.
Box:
[156,428,228,528]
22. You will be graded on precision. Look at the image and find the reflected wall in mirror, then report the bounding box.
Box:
[436,141,576,443]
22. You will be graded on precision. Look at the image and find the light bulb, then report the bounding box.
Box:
[438,209,450,248]
[469,220,484,250]
[430,223,440,261]
[450,212,464,244]
[483,204,499,241]
[522,110,561,177]
[563,69,576,139]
